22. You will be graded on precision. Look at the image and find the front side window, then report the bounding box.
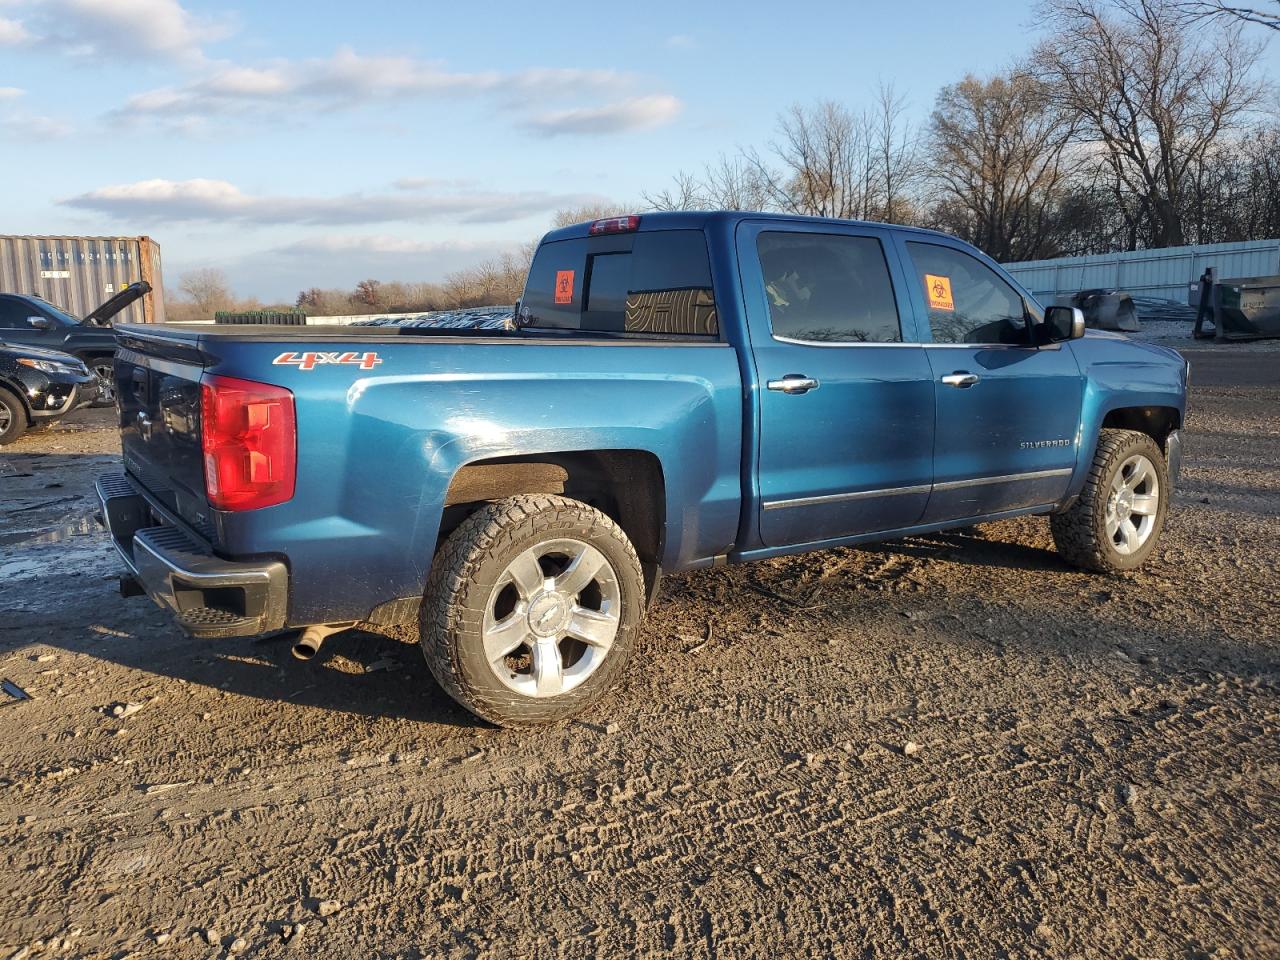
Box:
[520,230,718,336]
[757,233,902,343]
[904,242,1028,345]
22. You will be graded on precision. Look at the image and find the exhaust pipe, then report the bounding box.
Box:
[292,622,355,661]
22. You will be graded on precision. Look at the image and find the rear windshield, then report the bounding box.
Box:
[519,229,718,337]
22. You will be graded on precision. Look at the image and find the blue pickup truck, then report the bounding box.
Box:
[98,212,1187,726]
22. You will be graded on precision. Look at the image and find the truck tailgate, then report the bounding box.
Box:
[114,329,217,542]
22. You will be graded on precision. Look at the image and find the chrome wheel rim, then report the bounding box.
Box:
[1106,454,1159,555]
[0,398,12,433]
[92,362,115,404]
[482,538,620,698]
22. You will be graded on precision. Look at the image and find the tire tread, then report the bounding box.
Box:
[420,494,643,728]
[1050,428,1168,573]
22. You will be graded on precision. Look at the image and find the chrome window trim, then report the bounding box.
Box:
[922,342,1057,350]
[762,467,1073,511]
[769,337,1058,350]
[770,335,914,348]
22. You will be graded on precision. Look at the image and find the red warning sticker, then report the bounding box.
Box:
[555,269,575,305]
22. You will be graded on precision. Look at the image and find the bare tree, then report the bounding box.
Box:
[642,170,706,211]
[744,100,872,218]
[178,268,232,318]
[551,203,634,228]
[1037,0,1266,248]
[872,83,923,224]
[927,70,1080,261]
[1178,0,1280,28]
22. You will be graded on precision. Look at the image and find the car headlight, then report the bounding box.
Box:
[17,357,80,375]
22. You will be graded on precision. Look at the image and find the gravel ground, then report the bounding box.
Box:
[1,349,1277,959]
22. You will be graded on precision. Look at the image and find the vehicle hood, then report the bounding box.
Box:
[82,280,151,326]
[1081,329,1183,363]
[0,340,87,365]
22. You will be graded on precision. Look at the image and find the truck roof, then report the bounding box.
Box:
[541,209,958,244]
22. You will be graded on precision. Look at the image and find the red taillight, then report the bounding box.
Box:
[200,374,296,511]
[588,215,641,235]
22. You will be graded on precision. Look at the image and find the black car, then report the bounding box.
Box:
[0,281,150,406]
[0,340,99,444]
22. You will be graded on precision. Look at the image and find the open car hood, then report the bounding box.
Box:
[82,280,151,327]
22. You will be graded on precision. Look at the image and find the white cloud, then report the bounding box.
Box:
[393,176,478,191]
[118,46,629,119]
[524,95,682,137]
[109,46,682,138]
[60,177,605,226]
[276,235,497,257]
[665,34,696,49]
[0,15,29,44]
[10,0,231,62]
[0,86,25,99]
[1,113,72,139]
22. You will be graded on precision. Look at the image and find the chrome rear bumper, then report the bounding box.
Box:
[96,473,287,639]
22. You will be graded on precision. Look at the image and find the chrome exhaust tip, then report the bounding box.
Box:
[291,622,355,661]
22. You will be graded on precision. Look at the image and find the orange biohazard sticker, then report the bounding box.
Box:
[925,274,955,311]
[555,269,575,305]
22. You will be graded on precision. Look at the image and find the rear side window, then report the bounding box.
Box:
[903,242,1028,345]
[757,233,902,343]
[0,298,40,329]
[520,230,718,336]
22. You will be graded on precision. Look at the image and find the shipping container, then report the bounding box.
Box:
[0,235,165,324]
[1003,238,1280,303]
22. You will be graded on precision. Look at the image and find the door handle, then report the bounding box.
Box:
[941,372,980,388]
[767,375,820,395]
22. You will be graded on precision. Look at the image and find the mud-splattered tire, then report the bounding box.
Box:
[0,386,28,445]
[1051,429,1170,573]
[420,495,646,728]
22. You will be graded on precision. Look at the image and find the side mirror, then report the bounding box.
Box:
[26,316,52,330]
[1042,305,1085,342]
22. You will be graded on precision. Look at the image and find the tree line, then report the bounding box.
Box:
[648,0,1278,262]
[168,0,1277,318]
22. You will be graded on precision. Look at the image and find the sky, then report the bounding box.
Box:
[1,0,1276,302]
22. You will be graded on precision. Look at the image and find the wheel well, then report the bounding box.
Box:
[440,450,666,592]
[1101,406,1181,447]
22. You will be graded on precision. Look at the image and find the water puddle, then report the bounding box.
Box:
[0,514,100,548]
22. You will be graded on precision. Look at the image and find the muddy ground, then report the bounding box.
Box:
[1,348,1277,959]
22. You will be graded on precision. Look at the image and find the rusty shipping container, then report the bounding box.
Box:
[0,235,165,323]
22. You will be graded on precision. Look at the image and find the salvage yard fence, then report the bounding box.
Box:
[1003,239,1280,303]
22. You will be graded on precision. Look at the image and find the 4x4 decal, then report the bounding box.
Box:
[272,351,382,371]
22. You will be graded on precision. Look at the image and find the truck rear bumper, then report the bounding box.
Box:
[96,473,288,639]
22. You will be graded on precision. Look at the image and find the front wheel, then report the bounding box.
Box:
[420,495,646,727]
[1050,428,1170,573]
[87,357,116,407]
[0,386,27,444]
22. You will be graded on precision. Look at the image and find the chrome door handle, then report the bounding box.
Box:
[941,372,979,388]
[767,375,820,395]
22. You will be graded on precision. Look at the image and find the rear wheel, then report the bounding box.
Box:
[420,494,645,727]
[0,387,27,445]
[1050,429,1169,573]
